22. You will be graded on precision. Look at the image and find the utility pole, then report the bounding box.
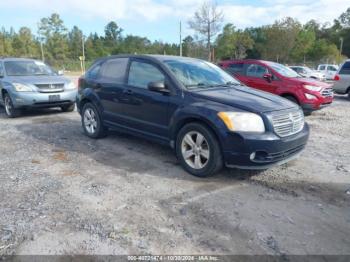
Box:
[82,35,86,74]
[179,21,183,57]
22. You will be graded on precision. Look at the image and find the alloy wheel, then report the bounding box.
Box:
[83,108,98,134]
[181,131,210,169]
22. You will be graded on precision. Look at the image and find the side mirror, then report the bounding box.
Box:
[57,70,64,76]
[263,73,273,82]
[148,81,170,94]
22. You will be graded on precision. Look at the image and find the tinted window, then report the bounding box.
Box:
[246,64,268,78]
[328,65,338,71]
[100,58,128,83]
[128,61,165,89]
[340,62,350,75]
[0,62,4,76]
[319,65,326,70]
[86,63,101,79]
[227,63,244,75]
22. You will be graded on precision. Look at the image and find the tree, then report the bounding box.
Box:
[291,28,316,63]
[256,17,301,63]
[38,13,68,63]
[188,1,224,61]
[216,24,253,60]
[104,21,123,52]
[68,26,83,60]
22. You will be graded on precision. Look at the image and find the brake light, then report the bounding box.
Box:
[78,78,83,90]
[334,74,340,81]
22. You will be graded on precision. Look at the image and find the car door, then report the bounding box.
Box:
[90,58,129,123]
[121,59,171,140]
[242,63,279,93]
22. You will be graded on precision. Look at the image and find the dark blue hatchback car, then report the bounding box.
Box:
[77,55,309,177]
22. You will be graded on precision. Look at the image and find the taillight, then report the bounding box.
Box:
[334,74,340,81]
[78,78,83,90]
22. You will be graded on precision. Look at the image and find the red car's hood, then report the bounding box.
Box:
[288,77,331,87]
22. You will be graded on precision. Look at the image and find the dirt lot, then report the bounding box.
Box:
[0,92,349,256]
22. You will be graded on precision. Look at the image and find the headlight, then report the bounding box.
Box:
[304,85,322,92]
[12,83,33,92]
[218,112,265,133]
[66,81,76,90]
[305,93,317,100]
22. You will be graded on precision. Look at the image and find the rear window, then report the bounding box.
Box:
[339,62,350,75]
[100,58,128,84]
[226,63,244,75]
[319,65,325,70]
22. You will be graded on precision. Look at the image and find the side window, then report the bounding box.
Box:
[128,61,165,89]
[340,62,350,75]
[86,63,101,79]
[227,63,244,75]
[319,65,325,70]
[246,64,268,78]
[100,58,128,83]
[0,62,4,76]
[328,66,337,72]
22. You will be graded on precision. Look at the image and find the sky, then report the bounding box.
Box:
[0,0,348,43]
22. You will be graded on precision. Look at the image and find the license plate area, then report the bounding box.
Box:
[49,95,60,101]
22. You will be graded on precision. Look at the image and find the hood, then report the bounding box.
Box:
[5,75,71,85]
[190,85,298,113]
[289,77,330,87]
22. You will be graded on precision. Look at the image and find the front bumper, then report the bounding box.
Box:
[10,90,77,109]
[222,124,309,169]
[301,96,333,112]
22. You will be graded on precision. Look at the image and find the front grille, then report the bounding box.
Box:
[35,83,64,93]
[321,87,333,97]
[271,110,304,137]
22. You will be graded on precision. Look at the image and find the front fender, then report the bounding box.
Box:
[169,100,233,145]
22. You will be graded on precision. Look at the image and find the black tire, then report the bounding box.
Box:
[81,102,107,138]
[347,90,350,100]
[61,103,75,112]
[284,95,298,105]
[176,122,223,177]
[3,93,21,118]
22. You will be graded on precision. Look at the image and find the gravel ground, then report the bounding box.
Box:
[0,93,349,256]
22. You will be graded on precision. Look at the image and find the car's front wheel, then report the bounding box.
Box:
[82,102,107,138]
[3,93,21,118]
[61,103,75,112]
[176,123,223,177]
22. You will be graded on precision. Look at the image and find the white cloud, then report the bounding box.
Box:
[0,0,347,26]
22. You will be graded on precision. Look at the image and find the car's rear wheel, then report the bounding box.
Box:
[176,123,223,177]
[3,93,21,118]
[82,102,107,138]
[61,103,75,112]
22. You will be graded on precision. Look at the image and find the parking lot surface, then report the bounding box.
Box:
[0,93,349,255]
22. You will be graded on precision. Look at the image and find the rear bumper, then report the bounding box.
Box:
[10,90,77,109]
[222,124,309,169]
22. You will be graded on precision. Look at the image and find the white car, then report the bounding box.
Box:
[317,64,339,80]
[289,66,326,81]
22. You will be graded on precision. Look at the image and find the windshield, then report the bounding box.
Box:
[267,62,299,78]
[4,60,56,76]
[164,59,240,89]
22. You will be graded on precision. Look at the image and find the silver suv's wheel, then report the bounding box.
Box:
[82,102,107,138]
[181,131,210,169]
[3,93,21,118]
[176,123,223,177]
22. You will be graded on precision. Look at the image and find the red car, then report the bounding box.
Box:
[219,59,333,114]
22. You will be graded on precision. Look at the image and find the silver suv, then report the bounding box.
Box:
[0,58,77,117]
[333,60,350,99]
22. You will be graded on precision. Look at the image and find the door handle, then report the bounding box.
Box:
[123,89,133,95]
